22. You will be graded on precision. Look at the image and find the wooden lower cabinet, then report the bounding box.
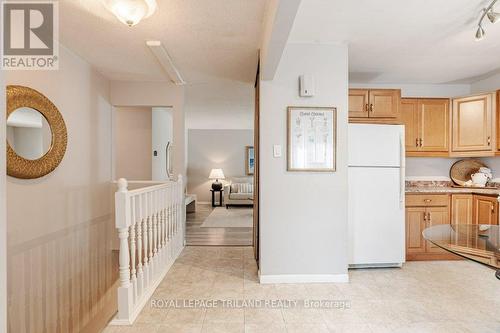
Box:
[473,194,499,225]
[451,194,473,224]
[406,194,459,261]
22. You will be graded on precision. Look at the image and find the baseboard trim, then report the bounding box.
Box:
[259,274,349,284]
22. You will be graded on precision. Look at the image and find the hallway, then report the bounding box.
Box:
[103,247,500,333]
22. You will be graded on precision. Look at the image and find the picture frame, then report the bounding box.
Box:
[287,106,337,172]
[246,146,255,175]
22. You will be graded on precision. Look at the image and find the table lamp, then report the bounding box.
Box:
[209,168,225,190]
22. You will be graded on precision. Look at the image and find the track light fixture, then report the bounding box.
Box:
[475,0,499,40]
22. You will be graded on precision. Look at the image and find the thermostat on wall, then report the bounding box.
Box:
[299,74,315,97]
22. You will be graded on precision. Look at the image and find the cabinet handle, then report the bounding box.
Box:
[370,104,374,112]
[416,138,419,147]
[424,199,432,203]
[487,136,491,146]
[365,104,369,112]
[491,204,495,213]
[427,212,432,222]
[423,212,427,221]
[419,138,423,147]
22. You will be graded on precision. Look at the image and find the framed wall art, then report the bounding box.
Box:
[287,106,336,172]
[246,145,255,175]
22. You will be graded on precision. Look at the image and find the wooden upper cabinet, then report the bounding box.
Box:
[452,94,494,153]
[451,194,473,225]
[369,89,400,118]
[419,99,449,152]
[401,98,449,155]
[349,89,400,121]
[473,195,498,225]
[401,99,419,152]
[348,89,369,118]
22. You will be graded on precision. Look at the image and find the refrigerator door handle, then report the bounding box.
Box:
[399,132,405,208]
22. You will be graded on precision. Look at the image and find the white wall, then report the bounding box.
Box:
[259,43,349,282]
[110,81,186,178]
[152,107,173,180]
[185,79,254,130]
[6,45,116,332]
[0,65,7,333]
[471,72,500,93]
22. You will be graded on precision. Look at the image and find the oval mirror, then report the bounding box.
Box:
[7,107,52,160]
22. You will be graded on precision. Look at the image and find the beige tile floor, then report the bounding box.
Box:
[104,247,500,333]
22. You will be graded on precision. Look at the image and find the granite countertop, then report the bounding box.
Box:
[405,186,500,196]
[405,180,500,196]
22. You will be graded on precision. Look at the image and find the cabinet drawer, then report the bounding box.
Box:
[406,194,449,207]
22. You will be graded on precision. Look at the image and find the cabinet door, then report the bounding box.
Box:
[369,89,400,118]
[406,207,426,256]
[451,194,473,225]
[419,99,449,152]
[452,94,493,152]
[401,99,419,152]
[349,89,369,118]
[426,206,450,253]
[473,195,498,225]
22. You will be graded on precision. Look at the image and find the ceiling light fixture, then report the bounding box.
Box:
[476,25,485,41]
[102,0,157,27]
[475,0,499,40]
[146,41,186,85]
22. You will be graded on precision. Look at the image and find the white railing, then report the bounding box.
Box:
[110,175,185,325]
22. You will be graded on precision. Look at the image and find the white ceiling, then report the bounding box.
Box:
[290,0,500,84]
[59,0,267,83]
[60,0,500,85]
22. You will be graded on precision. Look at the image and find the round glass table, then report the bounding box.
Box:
[423,224,500,280]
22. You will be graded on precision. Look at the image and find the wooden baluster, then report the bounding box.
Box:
[130,196,137,303]
[178,175,184,251]
[115,178,133,320]
[142,193,149,288]
[162,188,167,264]
[159,189,165,265]
[147,192,154,282]
[153,191,159,273]
[136,196,144,298]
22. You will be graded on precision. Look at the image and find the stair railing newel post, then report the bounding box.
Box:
[115,178,134,320]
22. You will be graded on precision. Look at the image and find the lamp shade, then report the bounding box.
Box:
[209,169,225,180]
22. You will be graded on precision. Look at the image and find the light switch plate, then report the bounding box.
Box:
[273,145,282,158]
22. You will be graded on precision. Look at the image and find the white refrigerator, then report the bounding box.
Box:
[348,124,405,268]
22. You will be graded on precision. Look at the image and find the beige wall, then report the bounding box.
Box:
[114,106,152,180]
[5,45,117,332]
[187,129,254,202]
[110,81,186,179]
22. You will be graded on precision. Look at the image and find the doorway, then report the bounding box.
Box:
[113,106,173,181]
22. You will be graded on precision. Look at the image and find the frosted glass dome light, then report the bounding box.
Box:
[103,0,157,26]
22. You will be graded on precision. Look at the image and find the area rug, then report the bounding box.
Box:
[200,207,253,228]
